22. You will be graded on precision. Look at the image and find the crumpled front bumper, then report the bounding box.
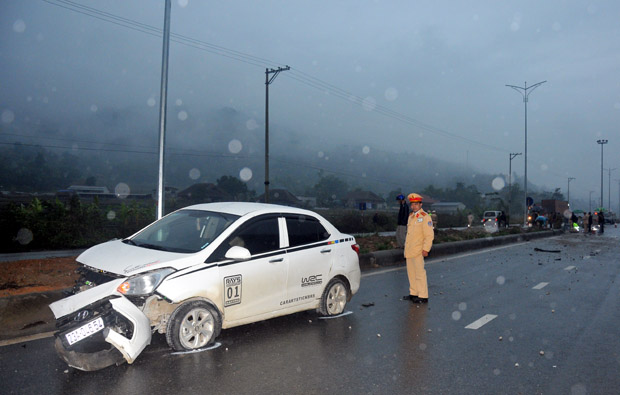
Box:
[50,280,151,371]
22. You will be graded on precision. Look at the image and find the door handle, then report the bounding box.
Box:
[269,257,284,263]
[320,248,332,253]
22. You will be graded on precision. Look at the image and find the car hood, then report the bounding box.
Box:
[77,239,197,276]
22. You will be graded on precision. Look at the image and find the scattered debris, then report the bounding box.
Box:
[539,350,545,356]
[534,248,561,253]
[361,302,375,308]
[498,336,503,341]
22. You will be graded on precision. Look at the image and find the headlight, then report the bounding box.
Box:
[117,268,175,296]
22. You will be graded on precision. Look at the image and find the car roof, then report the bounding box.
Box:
[180,202,317,218]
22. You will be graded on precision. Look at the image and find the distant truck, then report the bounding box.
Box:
[541,199,569,216]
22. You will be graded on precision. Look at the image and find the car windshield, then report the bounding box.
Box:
[484,212,496,218]
[126,209,239,253]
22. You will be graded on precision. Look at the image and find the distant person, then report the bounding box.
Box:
[467,213,474,228]
[582,212,590,234]
[395,194,409,248]
[587,212,593,234]
[499,211,507,228]
[403,193,434,304]
[430,211,438,229]
[598,211,605,234]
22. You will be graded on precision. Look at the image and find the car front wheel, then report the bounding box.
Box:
[166,300,221,351]
[319,278,348,316]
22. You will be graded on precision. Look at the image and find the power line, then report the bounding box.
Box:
[40,0,511,155]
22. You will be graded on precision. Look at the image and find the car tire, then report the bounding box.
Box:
[319,278,348,316]
[166,300,222,351]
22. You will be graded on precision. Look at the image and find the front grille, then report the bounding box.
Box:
[72,265,121,294]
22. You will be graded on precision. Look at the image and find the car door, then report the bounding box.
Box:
[211,215,288,323]
[282,214,332,308]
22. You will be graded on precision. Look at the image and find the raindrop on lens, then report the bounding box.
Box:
[246,119,258,130]
[317,151,324,158]
[384,87,398,101]
[496,276,506,285]
[178,111,188,121]
[13,19,26,33]
[107,211,116,220]
[177,0,189,7]
[458,302,467,311]
[239,167,252,182]
[90,105,98,113]
[115,183,130,199]
[147,98,156,107]
[451,311,461,321]
[16,228,33,245]
[492,177,505,191]
[362,146,370,155]
[189,168,201,180]
[362,96,376,111]
[228,139,242,154]
[2,110,15,124]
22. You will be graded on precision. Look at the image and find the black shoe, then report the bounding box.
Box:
[402,295,417,301]
[412,297,428,304]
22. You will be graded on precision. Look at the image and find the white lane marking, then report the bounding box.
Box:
[171,342,221,355]
[532,282,549,290]
[362,242,530,278]
[564,266,576,271]
[0,331,55,347]
[318,311,353,320]
[465,314,498,330]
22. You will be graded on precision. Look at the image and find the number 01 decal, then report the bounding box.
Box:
[224,275,242,307]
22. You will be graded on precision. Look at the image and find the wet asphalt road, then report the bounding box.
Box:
[1,228,619,394]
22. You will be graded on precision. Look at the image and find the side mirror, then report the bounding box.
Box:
[225,246,251,261]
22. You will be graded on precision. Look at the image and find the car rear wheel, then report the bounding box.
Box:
[166,300,221,351]
[319,278,348,316]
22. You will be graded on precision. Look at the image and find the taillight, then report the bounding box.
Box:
[351,244,360,255]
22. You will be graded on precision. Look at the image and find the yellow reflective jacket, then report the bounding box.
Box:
[404,209,434,258]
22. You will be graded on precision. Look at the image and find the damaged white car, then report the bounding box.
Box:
[49,202,361,371]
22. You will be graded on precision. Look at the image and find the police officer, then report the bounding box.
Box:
[403,193,434,303]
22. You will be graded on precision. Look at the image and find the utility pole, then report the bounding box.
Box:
[508,152,521,225]
[506,80,546,227]
[156,0,171,220]
[597,139,608,209]
[567,177,575,208]
[264,66,290,203]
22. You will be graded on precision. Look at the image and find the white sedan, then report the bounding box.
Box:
[50,202,361,371]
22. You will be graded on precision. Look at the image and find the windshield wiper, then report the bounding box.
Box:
[122,239,137,246]
[134,242,173,252]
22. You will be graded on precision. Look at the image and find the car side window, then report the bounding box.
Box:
[285,215,330,247]
[208,216,280,262]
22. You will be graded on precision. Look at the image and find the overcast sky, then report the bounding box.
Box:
[1,0,619,209]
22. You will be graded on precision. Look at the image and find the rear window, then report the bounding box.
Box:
[484,212,498,218]
[285,215,330,247]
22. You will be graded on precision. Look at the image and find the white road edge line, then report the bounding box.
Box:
[532,282,549,290]
[0,331,55,347]
[363,242,530,278]
[465,314,498,330]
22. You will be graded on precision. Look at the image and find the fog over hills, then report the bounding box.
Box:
[1,103,525,201]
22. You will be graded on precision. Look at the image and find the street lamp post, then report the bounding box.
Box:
[506,80,547,226]
[508,152,522,226]
[605,167,616,211]
[567,177,575,208]
[597,139,608,209]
